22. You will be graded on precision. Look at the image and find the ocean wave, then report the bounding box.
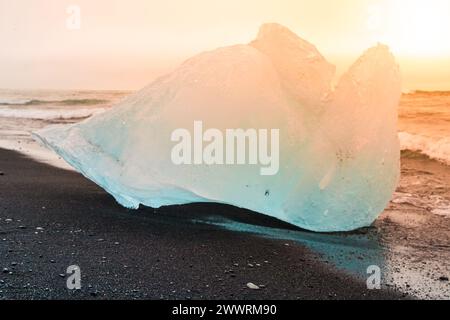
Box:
[0,107,106,120]
[399,132,450,165]
[0,98,109,106]
[403,90,450,96]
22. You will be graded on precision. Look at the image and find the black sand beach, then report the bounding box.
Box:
[0,147,411,300]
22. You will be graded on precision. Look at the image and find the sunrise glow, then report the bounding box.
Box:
[369,0,450,57]
[0,0,449,90]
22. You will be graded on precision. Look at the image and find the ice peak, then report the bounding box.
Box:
[255,23,317,52]
[251,23,335,107]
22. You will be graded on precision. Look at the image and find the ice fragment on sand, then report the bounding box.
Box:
[33,23,401,232]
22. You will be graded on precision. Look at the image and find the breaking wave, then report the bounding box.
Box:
[399,131,450,165]
[0,107,106,120]
[0,98,109,106]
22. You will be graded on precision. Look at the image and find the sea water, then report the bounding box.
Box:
[0,89,449,166]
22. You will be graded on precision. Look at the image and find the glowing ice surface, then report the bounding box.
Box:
[34,23,401,232]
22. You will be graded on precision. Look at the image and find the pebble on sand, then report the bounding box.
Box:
[246,282,260,290]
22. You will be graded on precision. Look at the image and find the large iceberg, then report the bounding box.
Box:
[34,23,401,232]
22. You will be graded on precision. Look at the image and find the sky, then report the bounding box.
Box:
[0,0,449,91]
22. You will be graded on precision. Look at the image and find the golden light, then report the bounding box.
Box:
[369,0,450,58]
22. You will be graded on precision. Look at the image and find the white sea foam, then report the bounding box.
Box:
[0,107,106,120]
[399,131,450,165]
[0,138,74,170]
[0,99,33,105]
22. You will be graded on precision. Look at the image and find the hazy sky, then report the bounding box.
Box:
[1,0,449,90]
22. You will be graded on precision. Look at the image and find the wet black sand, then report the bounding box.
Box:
[0,148,412,300]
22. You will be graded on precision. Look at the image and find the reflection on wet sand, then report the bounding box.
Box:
[194,154,450,300]
[196,216,386,281]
